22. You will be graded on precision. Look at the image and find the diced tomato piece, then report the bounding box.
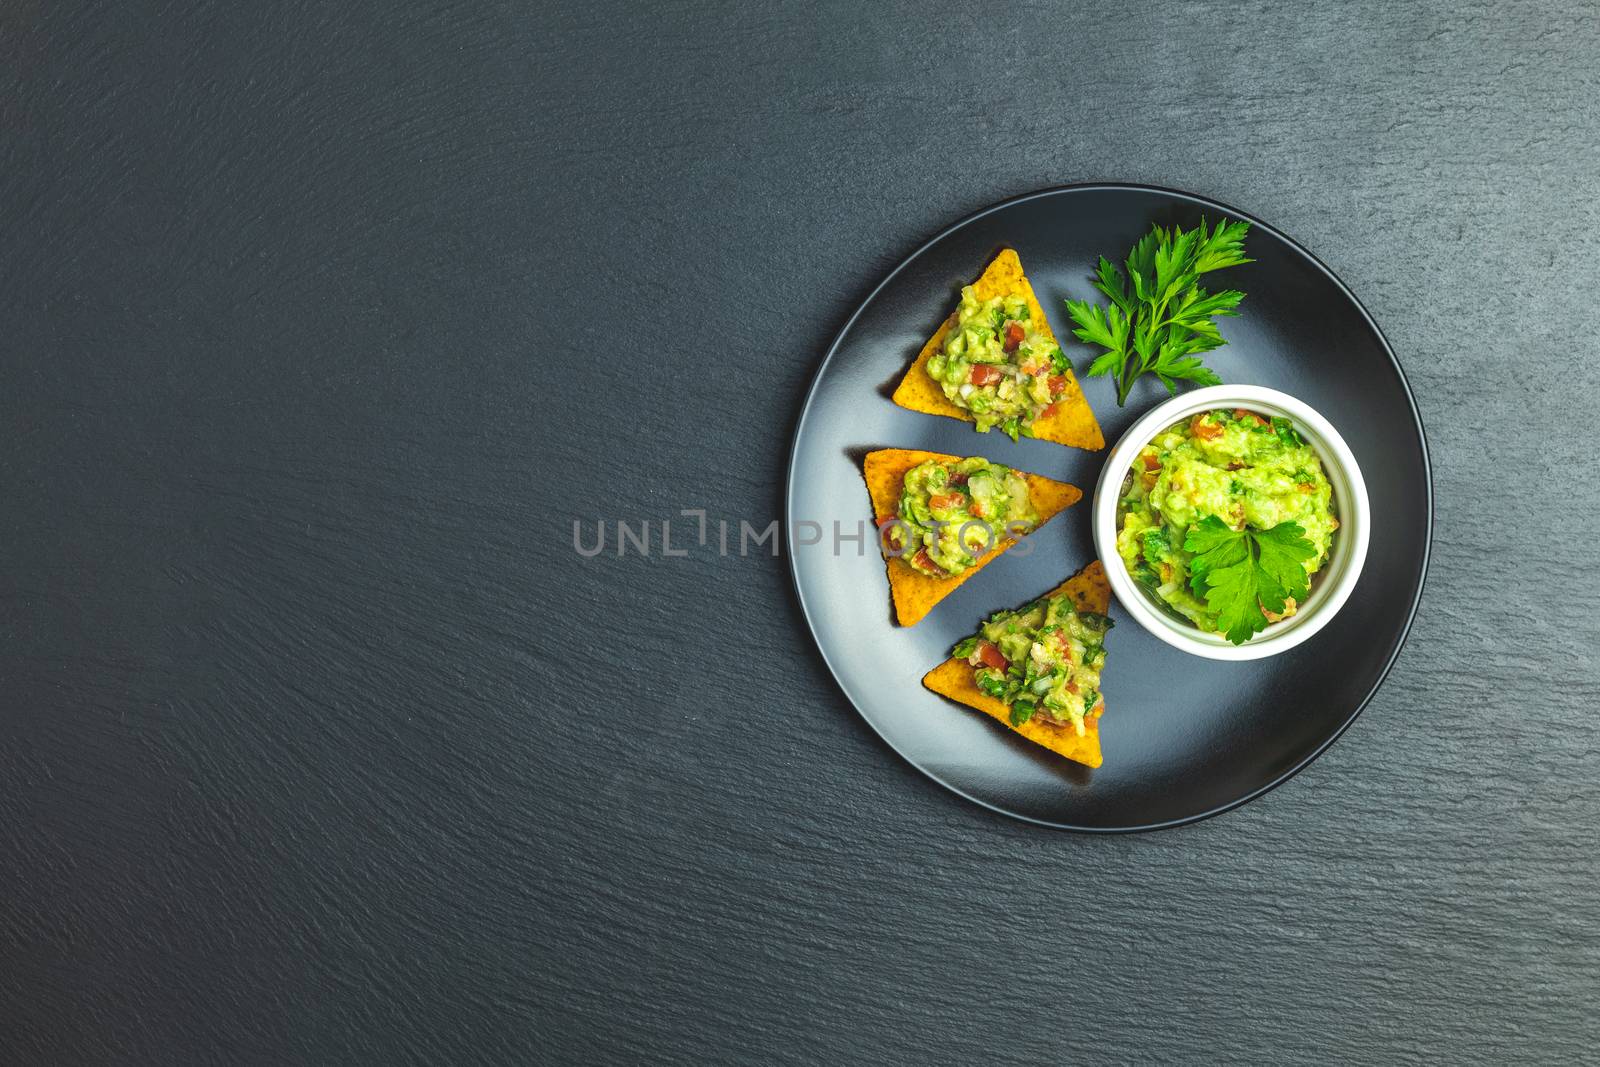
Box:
[1003,322,1025,352]
[913,549,945,574]
[947,472,969,486]
[969,499,986,519]
[1190,414,1223,441]
[975,641,1009,670]
[929,493,963,511]
[1141,452,1161,472]
[969,364,1002,387]
[1047,374,1068,396]
[1039,403,1057,419]
[1234,408,1267,426]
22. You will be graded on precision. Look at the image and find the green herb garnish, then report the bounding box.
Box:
[1064,217,1252,406]
[1009,697,1038,726]
[1183,516,1317,644]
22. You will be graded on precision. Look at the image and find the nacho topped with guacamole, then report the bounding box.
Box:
[950,594,1111,736]
[892,249,1104,451]
[923,289,1073,440]
[862,449,1081,627]
[1116,408,1338,642]
[922,561,1112,768]
[884,457,1039,577]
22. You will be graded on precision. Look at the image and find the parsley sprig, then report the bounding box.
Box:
[1065,217,1252,405]
[1183,516,1316,644]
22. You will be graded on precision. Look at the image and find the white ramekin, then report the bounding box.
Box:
[1091,385,1370,661]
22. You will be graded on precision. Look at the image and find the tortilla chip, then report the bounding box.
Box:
[863,449,1082,627]
[922,561,1111,768]
[892,248,1104,452]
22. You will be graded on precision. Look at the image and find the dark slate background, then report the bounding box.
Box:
[3,1,1597,1063]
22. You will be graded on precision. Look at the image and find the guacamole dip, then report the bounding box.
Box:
[951,595,1111,733]
[886,457,1038,577]
[1116,409,1338,633]
[924,287,1072,440]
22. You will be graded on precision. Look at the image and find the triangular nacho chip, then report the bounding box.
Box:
[892,248,1104,451]
[863,449,1081,627]
[922,561,1111,768]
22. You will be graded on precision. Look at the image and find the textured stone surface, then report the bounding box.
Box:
[3,0,1597,1062]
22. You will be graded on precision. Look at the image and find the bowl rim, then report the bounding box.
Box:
[1091,384,1372,661]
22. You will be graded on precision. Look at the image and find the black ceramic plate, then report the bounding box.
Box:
[786,184,1431,831]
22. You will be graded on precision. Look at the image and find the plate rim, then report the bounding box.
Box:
[783,181,1434,833]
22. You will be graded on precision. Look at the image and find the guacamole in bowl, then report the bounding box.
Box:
[1116,408,1338,637]
[1092,385,1371,660]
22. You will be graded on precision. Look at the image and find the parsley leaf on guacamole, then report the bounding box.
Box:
[1184,516,1318,644]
